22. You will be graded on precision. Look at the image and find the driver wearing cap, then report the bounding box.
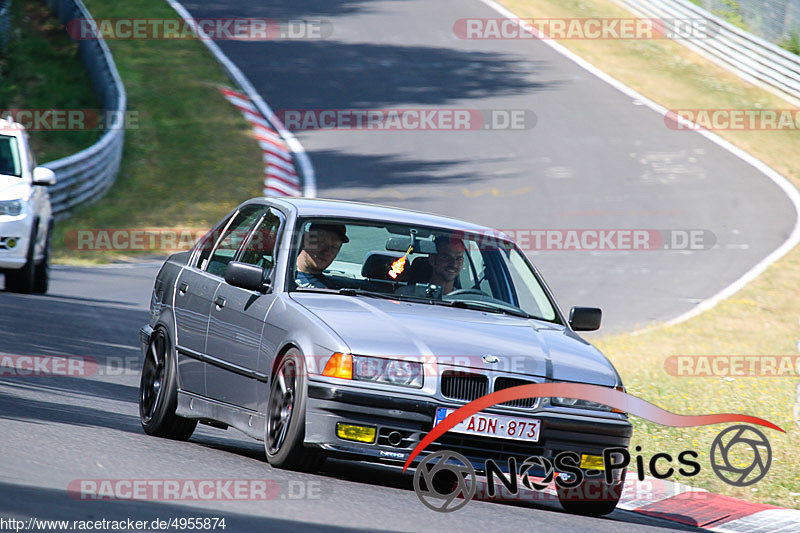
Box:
[295,223,349,289]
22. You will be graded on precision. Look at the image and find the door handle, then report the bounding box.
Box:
[215,296,226,310]
[178,282,188,295]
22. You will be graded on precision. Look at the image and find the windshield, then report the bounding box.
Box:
[0,136,21,177]
[288,218,559,322]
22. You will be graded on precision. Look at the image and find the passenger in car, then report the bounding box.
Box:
[397,235,465,297]
[427,235,466,295]
[295,223,349,289]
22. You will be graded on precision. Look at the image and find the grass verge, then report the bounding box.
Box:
[504,0,800,507]
[0,0,100,162]
[48,0,264,263]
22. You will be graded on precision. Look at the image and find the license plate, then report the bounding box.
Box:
[434,408,541,443]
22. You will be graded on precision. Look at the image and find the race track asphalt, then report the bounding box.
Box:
[2,0,796,530]
[1,265,703,531]
[181,0,796,332]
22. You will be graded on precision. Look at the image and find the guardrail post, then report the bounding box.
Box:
[37,0,128,217]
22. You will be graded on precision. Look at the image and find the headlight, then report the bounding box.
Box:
[551,397,612,411]
[322,353,423,388]
[353,355,423,388]
[0,200,22,216]
[551,385,625,412]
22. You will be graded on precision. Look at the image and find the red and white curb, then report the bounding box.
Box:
[220,87,301,197]
[618,480,799,532]
[166,0,314,197]
[472,474,800,531]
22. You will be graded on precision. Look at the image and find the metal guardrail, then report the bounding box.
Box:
[0,0,10,52]
[696,0,800,45]
[616,0,800,106]
[41,0,127,216]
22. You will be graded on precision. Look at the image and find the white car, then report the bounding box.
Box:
[0,119,56,293]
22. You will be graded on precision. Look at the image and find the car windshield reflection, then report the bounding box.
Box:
[289,219,558,323]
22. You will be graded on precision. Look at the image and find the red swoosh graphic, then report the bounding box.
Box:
[402,383,783,472]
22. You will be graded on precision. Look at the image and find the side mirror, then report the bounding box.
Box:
[569,306,602,331]
[225,261,271,293]
[32,166,56,186]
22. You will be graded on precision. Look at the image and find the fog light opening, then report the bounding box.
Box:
[580,454,605,471]
[336,423,376,444]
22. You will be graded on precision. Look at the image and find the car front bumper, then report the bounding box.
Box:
[304,380,632,476]
[0,215,33,269]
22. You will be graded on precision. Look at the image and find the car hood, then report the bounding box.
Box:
[290,293,619,386]
[0,177,29,201]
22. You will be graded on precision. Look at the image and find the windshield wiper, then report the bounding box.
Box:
[340,288,443,304]
[444,299,534,319]
[297,287,438,304]
[336,288,402,300]
[294,287,393,299]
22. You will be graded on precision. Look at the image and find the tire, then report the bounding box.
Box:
[4,227,36,294]
[265,348,324,471]
[139,328,197,440]
[556,471,625,517]
[33,225,50,294]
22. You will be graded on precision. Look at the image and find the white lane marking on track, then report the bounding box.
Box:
[164,0,316,197]
[480,0,800,330]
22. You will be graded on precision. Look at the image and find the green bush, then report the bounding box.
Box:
[780,31,800,56]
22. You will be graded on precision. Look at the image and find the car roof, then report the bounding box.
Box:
[0,119,25,138]
[260,197,503,236]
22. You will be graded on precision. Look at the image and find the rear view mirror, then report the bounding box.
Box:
[32,166,56,186]
[569,307,602,331]
[386,237,437,254]
[225,261,270,293]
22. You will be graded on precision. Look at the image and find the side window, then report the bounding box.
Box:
[193,224,227,270]
[0,136,21,176]
[466,245,491,294]
[239,209,282,271]
[205,206,265,277]
[506,250,554,320]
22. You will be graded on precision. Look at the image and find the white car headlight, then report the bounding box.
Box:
[352,355,423,388]
[0,200,22,216]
